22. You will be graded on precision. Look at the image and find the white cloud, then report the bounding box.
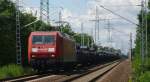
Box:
[62,9,73,19]
[23,7,40,16]
[60,0,140,54]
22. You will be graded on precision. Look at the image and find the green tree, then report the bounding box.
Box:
[133,0,150,81]
[0,0,51,65]
[73,33,93,46]
[61,24,75,36]
[0,0,17,65]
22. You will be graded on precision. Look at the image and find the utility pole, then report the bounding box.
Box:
[94,6,97,43]
[16,0,22,65]
[121,40,124,54]
[91,28,94,47]
[130,33,132,61]
[96,6,100,42]
[94,6,99,43]
[81,23,84,46]
[145,0,148,65]
[59,10,62,32]
[141,0,145,71]
[89,6,101,44]
[105,19,113,47]
[87,36,90,47]
[40,0,50,26]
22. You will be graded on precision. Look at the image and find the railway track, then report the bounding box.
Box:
[1,72,53,82]
[2,60,122,82]
[56,60,121,82]
[64,61,120,82]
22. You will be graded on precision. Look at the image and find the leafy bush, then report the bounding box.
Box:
[0,64,33,79]
[139,71,150,82]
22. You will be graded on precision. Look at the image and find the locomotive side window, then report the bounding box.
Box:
[32,35,55,44]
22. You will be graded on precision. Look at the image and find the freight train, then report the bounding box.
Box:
[28,31,119,71]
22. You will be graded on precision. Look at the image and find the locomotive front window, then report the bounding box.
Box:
[32,36,43,44]
[32,35,55,44]
[44,36,55,44]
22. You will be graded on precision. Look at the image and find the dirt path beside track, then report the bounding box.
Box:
[97,59,132,82]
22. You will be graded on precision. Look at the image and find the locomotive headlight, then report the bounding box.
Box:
[48,48,55,52]
[32,55,36,57]
[51,54,55,58]
[32,48,38,52]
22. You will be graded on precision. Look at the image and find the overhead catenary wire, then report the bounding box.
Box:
[99,5,138,26]
[95,5,141,7]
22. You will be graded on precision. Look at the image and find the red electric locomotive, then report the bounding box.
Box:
[28,31,76,70]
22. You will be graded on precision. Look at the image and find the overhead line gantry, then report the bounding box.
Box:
[40,0,50,26]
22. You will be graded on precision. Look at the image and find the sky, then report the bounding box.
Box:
[18,0,142,54]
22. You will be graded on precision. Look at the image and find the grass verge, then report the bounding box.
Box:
[0,64,34,79]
